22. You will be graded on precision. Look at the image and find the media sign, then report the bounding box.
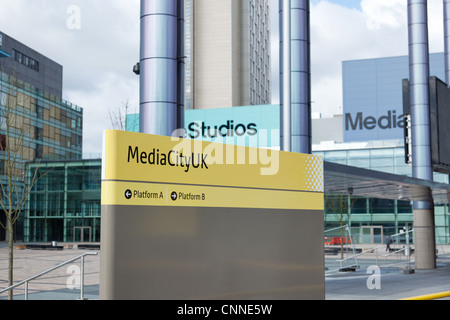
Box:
[343,54,445,143]
[345,110,405,131]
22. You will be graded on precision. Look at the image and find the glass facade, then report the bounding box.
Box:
[322,52,450,241]
[24,159,101,243]
[248,0,271,105]
[314,140,450,241]
[0,71,83,161]
[0,71,83,241]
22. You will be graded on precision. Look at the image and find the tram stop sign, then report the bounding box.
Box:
[100,130,324,300]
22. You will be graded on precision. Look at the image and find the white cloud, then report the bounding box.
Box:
[362,0,406,30]
[309,1,385,116]
[0,0,140,154]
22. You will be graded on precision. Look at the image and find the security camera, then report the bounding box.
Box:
[133,62,140,75]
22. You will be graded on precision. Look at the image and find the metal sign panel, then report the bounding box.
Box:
[100,130,324,300]
[429,76,450,173]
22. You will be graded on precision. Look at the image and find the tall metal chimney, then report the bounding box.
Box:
[280,0,292,152]
[279,0,311,154]
[407,0,436,269]
[177,1,185,132]
[140,0,184,136]
[444,0,450,85]
[290,0,311,154]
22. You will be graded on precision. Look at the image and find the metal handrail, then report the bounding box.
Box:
[325,224,360,270]
[336,246,384,268]
[0,251,98,300]
[337,245,385,261]
[384,247,406,258]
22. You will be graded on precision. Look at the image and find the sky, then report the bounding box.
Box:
[0,0,446,155]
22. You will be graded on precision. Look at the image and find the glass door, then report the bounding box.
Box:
[73,226,92,242]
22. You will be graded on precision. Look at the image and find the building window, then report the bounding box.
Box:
[0,134,6,151]
[13,49,40,72]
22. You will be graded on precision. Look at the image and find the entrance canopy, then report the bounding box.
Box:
[324,162,450,205]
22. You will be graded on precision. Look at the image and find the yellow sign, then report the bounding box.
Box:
[101,130,323,210]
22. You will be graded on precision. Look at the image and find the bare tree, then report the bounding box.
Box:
[109,100,132,131]
[325,192,357,260]
[0,73,42,300]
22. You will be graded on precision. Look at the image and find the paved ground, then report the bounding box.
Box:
[325,255,450,300]
[1,243,450,300]
[0,243,100,300]
[325,244,450,300]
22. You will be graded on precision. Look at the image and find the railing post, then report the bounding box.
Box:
[25,282,28,301]
[80,255,85,300]
[376,247,379,266]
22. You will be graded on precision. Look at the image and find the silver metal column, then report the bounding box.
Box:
[444,0,450,85]
[407,0,436,269]
[290,0,311,154]
[279,0,311,154]
[177,0,185,131]
[140,0,179,136]
[280,0,292,152]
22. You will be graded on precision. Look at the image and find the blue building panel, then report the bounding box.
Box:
[343,53,446,143]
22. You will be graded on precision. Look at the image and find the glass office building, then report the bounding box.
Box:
[24,159,101,243]
[314,139,450,241]
[0,31,83,241]
[0,72,84,240]
[343,53,445,143]
[0,71,83,161]
[318,52,450,242]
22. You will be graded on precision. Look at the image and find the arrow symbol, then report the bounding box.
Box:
[124,189,132,200]
[171,191,177,201]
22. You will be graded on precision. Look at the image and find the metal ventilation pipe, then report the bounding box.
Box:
[444,0,450,85]
[140,0,179,136]
[407,0,436,269]
[290,0,311,154]
[177,0,185,133]
[279,0,311,154]
[280,0,292,152]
